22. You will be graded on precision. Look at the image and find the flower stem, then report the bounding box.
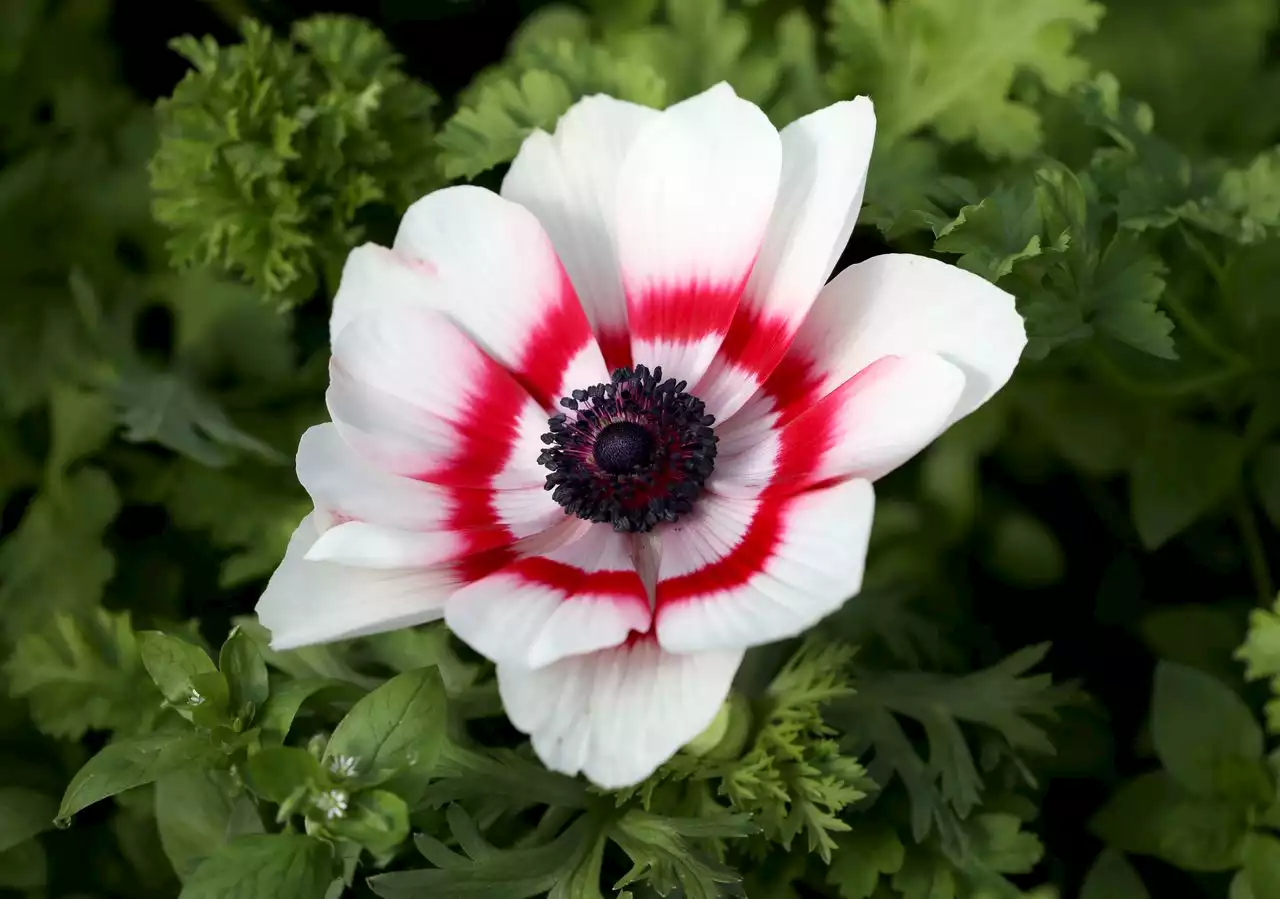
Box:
[1234,494,1275,606]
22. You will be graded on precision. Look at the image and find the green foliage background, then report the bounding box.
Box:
[2,0,1280,897]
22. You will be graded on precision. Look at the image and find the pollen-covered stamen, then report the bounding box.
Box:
[540,365,717,533]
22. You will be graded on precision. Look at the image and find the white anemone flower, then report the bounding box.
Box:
[256,83,1026,789]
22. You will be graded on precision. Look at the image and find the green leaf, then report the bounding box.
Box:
[934,183,1045,281]
[0,788,56,853]
[258,678,363,743]
[827,0,1103,157]
[610,809,753,899]
[155,768,263,881]
[46,384,115,475]
[324,667,447,777]
[58,732,222,823]
[111,367,281,467]
[370,809,599,899]
[1151,661,1267,801]
[179,834,335,899]
[1089,234,1175,358]
[0,466,119,638]
[0,840,46,891]
[827,822,906,899]
[243,747,326,804]
[4,608,157,739]
[325,790,410,858]
[1080,849,1149,899]
[1017,379,1141,475]
[1237,596,1280,732]
[219,626,270,721]
[139,630,220,712]
[1244,833,1280,899]
[1129,422,1245,548]
[1090,770,1249,871]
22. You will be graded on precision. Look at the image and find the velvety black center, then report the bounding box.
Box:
[539,365,718,533]
[593,421,655,474]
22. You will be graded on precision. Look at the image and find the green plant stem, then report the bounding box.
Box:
[1234,495,1275,605]
[1088,346,1248,399]
[1161,290,1250,368]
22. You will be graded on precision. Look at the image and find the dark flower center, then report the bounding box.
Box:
[539,365,718,533]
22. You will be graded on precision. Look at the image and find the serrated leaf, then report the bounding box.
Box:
[179,834,335,899]
[827,822,905,899]
[934,185,1044,281]
[59,733,222,823]
[0,467,119,638]
[4,608,157,739]
[828,0,1103,157]
[1129,422,1244,548]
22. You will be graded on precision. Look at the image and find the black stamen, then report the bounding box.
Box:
[539,366,718,533]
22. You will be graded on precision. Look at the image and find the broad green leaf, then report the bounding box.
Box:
[180,834,335,899]
[325,790,410,858]
[139,631,217,703]
[243,747,326,804]
[324,667,447,776]
[0,787,56,853]
[155,768,262,881]
[258,678,362,743]
[0,466,119,638]
[46,384,115,476]
[59,732,222,822]
[1244,833,1280,899]
[219,626,270,720]
[1080,849,1148,899]
[0,840,46,890]
[1140,604,1247,685]
[1090,770,1249,871]
[1129,422,1244,549]
[1151,661,1266,801]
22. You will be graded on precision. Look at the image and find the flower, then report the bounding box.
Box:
[256,83,1026,789]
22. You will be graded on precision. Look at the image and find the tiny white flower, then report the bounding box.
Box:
[313,789,349,821]
[328,755,360,778]
[257,84,1026,790]
[187,689,205,706]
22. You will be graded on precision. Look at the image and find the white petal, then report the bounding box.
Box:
[710,354,965,496]
[503,95,659,370]
[256,513,455,650]
[768,254,1027,427]
[696,98,876,421]
[446,525,652,669]
[394,185,608,406]
[329,244,435,345]
[655,479,874,653]
[617,83,782,386]
[327,305,547,488]
[297,423,562,537]
[498,637,743,788]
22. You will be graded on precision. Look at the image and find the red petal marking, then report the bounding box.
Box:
[598,328,633,373]
[714,304,797,381]
[404,355,533,582]
[758,350,823,424]
[626,272,751,345]
[510,556,651,613]
[655,358,893,612]
[512,265,594,409]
